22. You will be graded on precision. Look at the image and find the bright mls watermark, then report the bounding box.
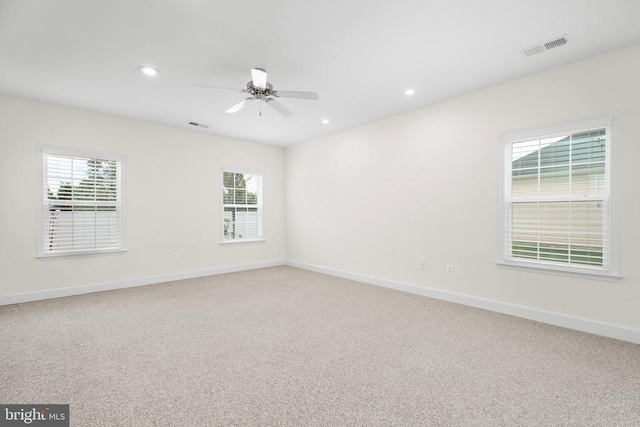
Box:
[0,405,69,426]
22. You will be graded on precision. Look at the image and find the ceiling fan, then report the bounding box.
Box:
[195,68,319,117]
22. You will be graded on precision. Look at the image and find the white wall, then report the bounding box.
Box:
[0,95,285,297]
[286,44,640,332]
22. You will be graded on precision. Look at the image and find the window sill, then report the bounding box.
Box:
[496,260,621,282]
[219,238,266,245]
[36,249,128,260]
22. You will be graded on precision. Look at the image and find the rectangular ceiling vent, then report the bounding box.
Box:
[521,34,568,57]
[188,121,210,128]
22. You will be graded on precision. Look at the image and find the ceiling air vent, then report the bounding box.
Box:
[188,121,210,128]
[521,34,568,57]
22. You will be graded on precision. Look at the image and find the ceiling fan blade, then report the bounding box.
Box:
[273,90,319,100]
[194,83,245,92]
[265,99,293,117]
[226,98,253,114]
[251,68,268,90]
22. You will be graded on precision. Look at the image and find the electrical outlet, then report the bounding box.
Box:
[172,252,179,260]
[446,264,454,274]
[419,260,426,270]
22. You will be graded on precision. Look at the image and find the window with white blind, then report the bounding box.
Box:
[221,169,263,243]
[498,114,619,279]
[37,146,124,257]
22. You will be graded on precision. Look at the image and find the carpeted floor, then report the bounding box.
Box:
[1,266,639,426]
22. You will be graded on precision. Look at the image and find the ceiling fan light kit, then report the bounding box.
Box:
[198,68,319,117]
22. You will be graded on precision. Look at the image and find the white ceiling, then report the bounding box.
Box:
[1,0,640,147]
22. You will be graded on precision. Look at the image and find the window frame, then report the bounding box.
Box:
[36,145,126,258]
[497,113,620,281]
[219,167,265,244]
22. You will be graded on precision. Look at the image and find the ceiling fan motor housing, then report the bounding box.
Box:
[246,81,274,99]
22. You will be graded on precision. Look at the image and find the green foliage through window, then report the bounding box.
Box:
[42,150,122,255]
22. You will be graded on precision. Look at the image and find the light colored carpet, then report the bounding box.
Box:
[1,266,639,426]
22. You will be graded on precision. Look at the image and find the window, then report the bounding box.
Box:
[498,114,618,278]
[38,146,124,256]
[221,170,263,242]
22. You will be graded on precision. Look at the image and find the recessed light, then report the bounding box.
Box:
[138,66,160,77]
[321,119,330,124]
[404,89,415,96]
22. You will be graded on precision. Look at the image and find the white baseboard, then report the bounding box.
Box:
[0,260,285,306]
[286,260,640,344]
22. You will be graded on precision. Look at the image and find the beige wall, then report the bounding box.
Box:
[0,95,286,295]
[285,44,640,330]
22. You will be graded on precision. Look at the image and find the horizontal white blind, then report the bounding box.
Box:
[43,152,121,254]
[222,171,263,241]
[505,128,609,269]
